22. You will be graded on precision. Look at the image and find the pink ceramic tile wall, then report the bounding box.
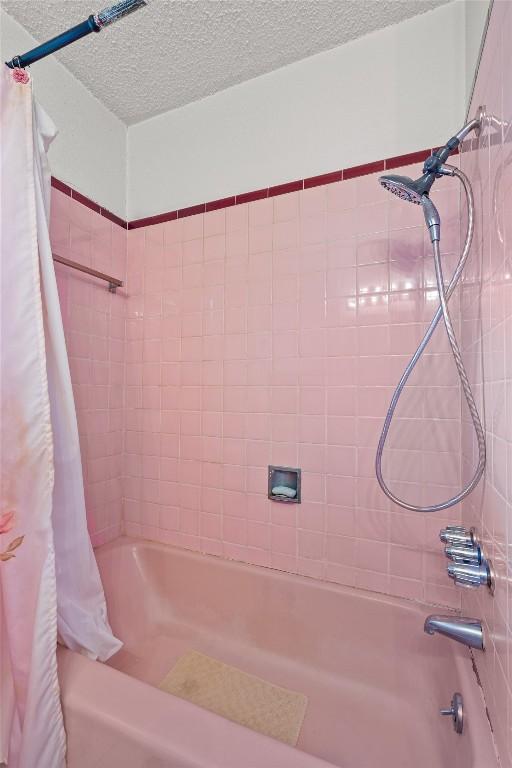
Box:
[123,159,465,607]
[50,188,127,546]
[459,2,512,764]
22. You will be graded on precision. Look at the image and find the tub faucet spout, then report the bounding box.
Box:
[424,615,484,650]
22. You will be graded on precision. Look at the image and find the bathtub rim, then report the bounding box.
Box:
[77,534,499,768]
[95,534,460,619]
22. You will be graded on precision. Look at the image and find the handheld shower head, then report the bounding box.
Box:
[379,172,435,204]
[380,173,441,242]
[380,114,485,206]
[375,108,487,515]
[379,175,422,204]
[94,0,147,28]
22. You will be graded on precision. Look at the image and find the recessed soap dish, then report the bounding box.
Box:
[268,466,301,503]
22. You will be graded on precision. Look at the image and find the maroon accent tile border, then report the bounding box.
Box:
[101,207,130,229]
[51,176,129,229]
[384,149,432,170]
[72,189,101,215]
[205,196,236,212]
[127,219,149,230]
[268,180,303,197]
[178,203,206,218]
[51,177,72,196]
[304,170,343,189]
[128,210,177,230]
[432,144,459,156]
[235,188,268,204]
[462,137,479,153]
[54,145,439,231]
[343,160,385,180]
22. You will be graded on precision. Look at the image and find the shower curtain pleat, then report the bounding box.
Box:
[33,103,122,664]
[0,65,120,767]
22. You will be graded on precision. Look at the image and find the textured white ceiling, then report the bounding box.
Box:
[2,0,450,125]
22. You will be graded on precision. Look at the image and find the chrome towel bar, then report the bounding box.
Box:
[53,253,123,293]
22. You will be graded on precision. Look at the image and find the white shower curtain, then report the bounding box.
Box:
[0,66,121,767]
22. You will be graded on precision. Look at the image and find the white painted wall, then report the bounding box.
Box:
[1,1,488,221]
[1,10,127,218]
[127,1,469,220]
[464,0,491,108]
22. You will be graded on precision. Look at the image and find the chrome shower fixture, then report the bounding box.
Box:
[424,615,484,650]
[375,108,486,513]
[440,692,464,735]
[447,560,495,592]
[439,525,477,548]
[5,0,147,69]
[379,175,442,243]
[379,109,483,206]
[440,526,495,593]
[379,172,434,205]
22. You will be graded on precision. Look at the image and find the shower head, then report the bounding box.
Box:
[379,173,441,242]
[379,172,435,205]
[94,0,147,28]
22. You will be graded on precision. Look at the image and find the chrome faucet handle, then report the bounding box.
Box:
[444,543,481,565]
[447,560,495,594]
[440,692,463,734]
[439,525,475,547]
[447,562,485,586]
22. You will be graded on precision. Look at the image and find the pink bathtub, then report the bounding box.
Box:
[58,537,497,767]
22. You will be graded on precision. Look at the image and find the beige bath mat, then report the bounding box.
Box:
[159,650,307,745]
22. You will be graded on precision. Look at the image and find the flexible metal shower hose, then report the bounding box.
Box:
[375,167,486,512]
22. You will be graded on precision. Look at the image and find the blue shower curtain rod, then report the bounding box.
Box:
[5,0,147,69]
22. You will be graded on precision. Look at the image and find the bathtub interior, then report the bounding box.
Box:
[95,537,496,768]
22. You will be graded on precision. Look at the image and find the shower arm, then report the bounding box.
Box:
[423,112,483,178]
[5,0,147,70]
